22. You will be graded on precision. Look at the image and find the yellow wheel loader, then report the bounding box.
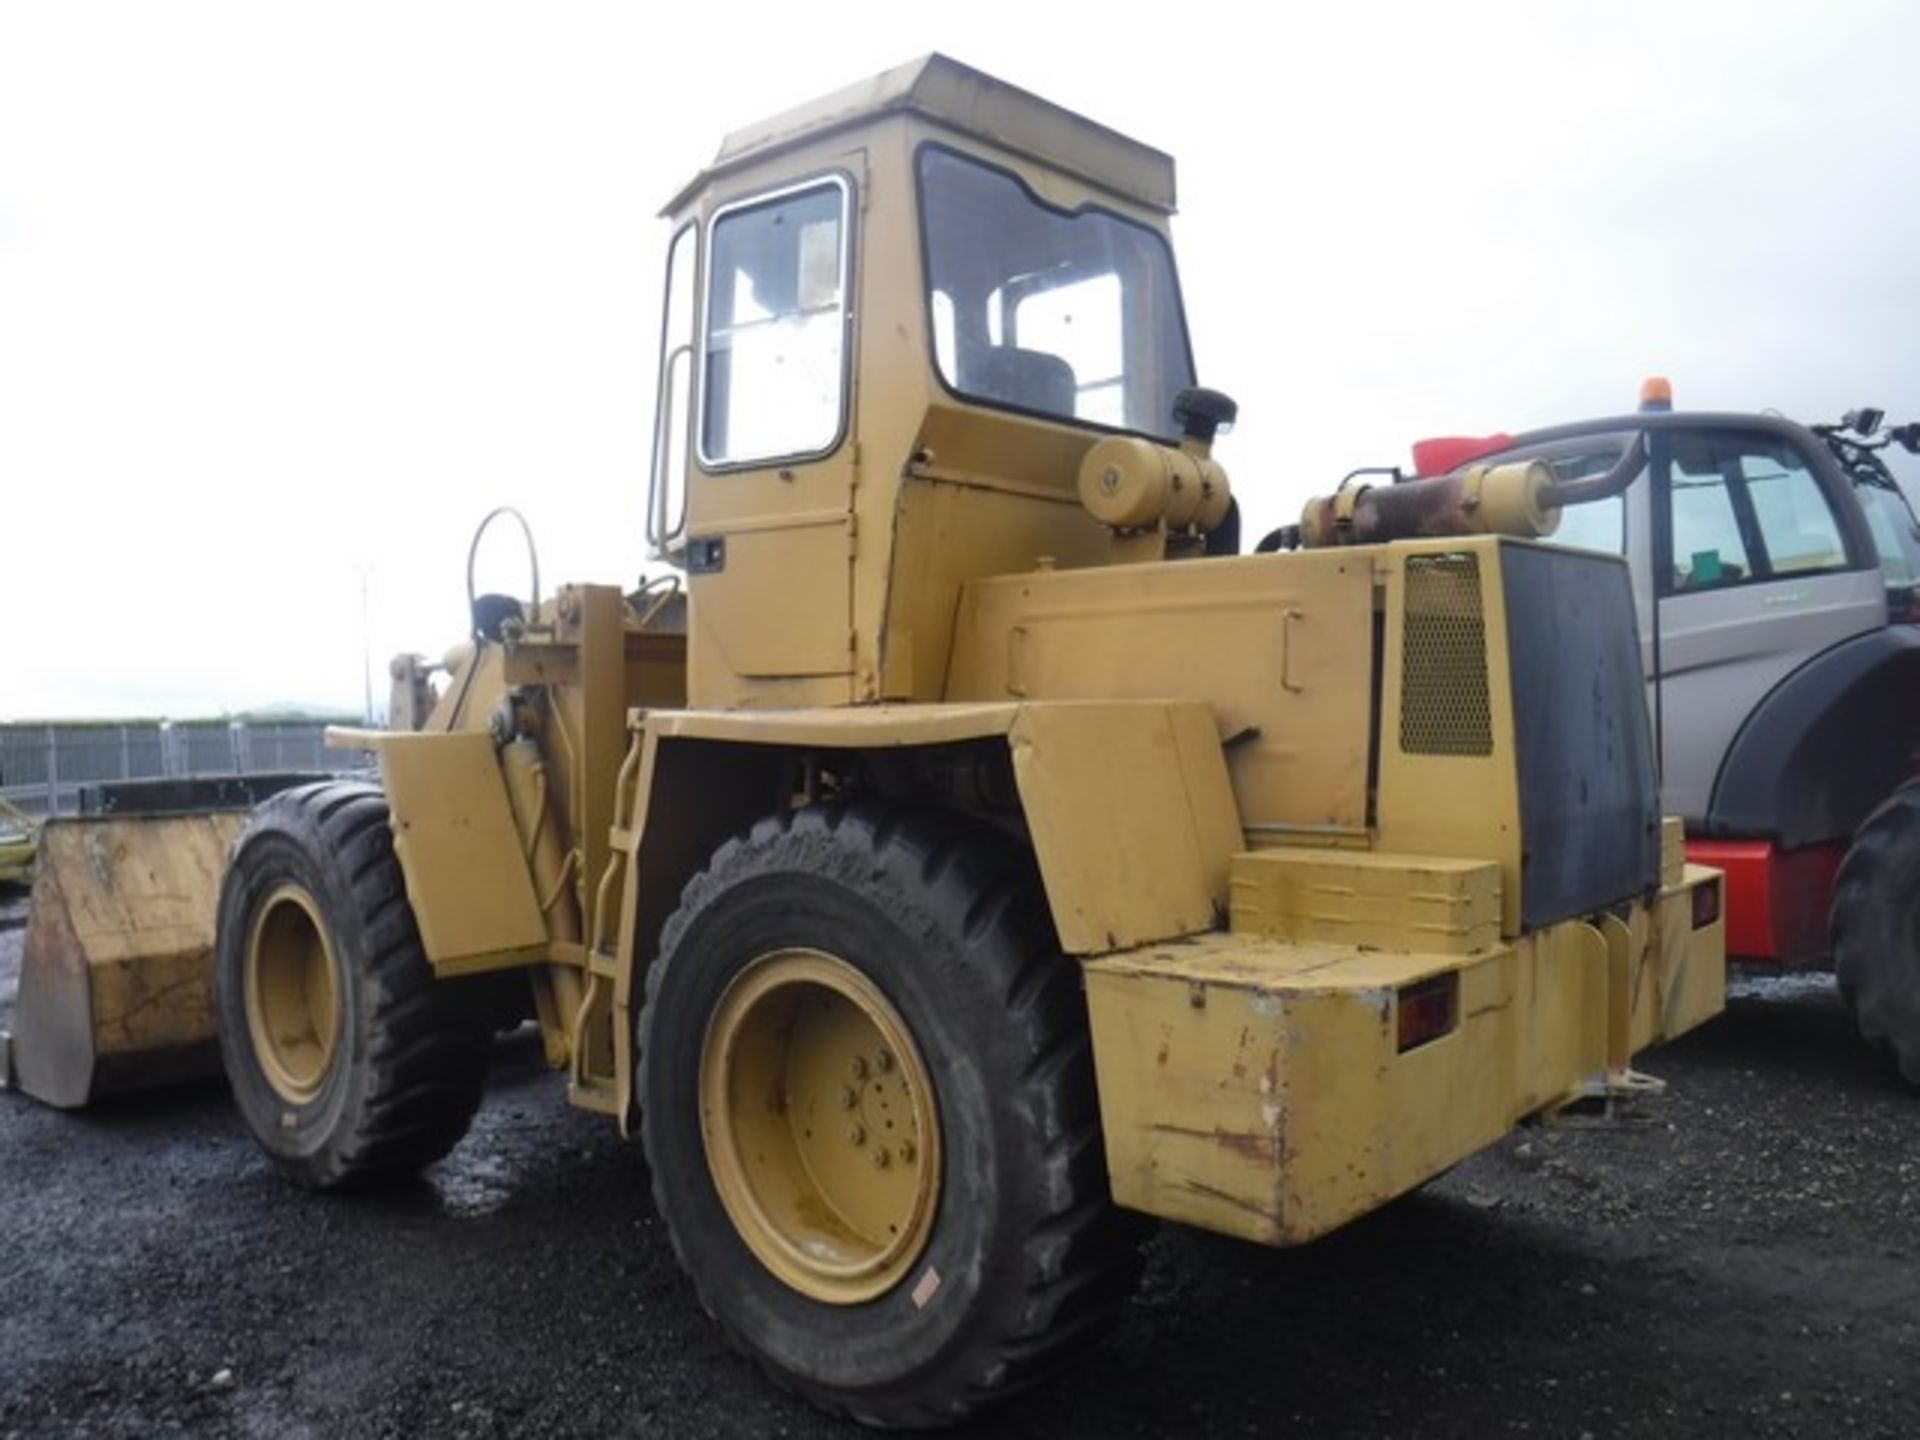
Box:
[8,56,1726,1427]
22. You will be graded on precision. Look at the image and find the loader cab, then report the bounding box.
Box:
[645,55,1211,712]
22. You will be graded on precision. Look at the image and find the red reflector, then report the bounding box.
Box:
[1397,973,1459,1053]
[1692,877,1721,929]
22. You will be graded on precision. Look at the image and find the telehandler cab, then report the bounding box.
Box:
[9,56,1724,1425]
[1394,383,1920,1081]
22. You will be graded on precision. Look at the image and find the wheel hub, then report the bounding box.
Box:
[700,948,941,1304]
[243,884,341,1105]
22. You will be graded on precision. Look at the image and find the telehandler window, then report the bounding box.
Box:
[1662,432,1849,591]
[917,145,1194,440]
[700,177,849,467]
[1540,446,1629,555]
[1857,482,1920,585]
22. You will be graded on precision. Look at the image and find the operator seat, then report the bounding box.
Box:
[958,346,1078,419]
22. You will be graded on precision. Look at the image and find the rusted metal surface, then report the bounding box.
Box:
[10,814,239,1107]
[1301,462,1559,547]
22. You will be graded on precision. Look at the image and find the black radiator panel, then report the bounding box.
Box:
[1500,543,1660,928]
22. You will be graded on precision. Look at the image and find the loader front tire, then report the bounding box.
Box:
[1832,780,1920,1087]
[215,780,493,1188]
[637,803,1140,1428]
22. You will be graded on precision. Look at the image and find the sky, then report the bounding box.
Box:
[3,1,1918,718]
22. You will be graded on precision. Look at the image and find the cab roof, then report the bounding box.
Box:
[664,53,1177,215]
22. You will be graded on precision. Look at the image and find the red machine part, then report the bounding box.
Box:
[1686,838,1844,967]
[1409,433,1515,477]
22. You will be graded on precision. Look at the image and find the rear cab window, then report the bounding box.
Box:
[1540,447,1628,555]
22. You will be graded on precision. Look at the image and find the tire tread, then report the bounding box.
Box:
[1832,779,1920,1085]
[217,779,492,1187]
[638,801,1142,1427]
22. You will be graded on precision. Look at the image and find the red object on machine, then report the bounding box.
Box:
[1685,838,1844,966]
[1409,433,1515,477]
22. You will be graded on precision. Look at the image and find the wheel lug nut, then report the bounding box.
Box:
[874,1048,894,1073]
[899,1140,916,1163]
[871,1147,891,1169]
[849,1055,868,1079]
[838,1086,858,1110]
[847,1123,866,1146]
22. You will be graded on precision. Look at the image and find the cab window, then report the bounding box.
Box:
[917,145,1195,441]
[1669,463,1754,588]
[1662,432,1848,593]
[700,178,849,467]
[1856,481,1920,585]
[1740,450,1848,574]
[1542,447,1628,554]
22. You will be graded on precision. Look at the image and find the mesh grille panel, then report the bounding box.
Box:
[1400,554,1493,757]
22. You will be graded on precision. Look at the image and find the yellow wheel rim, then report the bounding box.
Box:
[243,884,341,1105]
[700,948,942,1305]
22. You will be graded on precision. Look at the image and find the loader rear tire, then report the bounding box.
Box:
[1832,779,1920,1087]
[637,803,1141,1428]
[215,780,493,1188]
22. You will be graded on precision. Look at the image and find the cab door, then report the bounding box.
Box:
[683,169,860,705]
[1646,426,1886,822]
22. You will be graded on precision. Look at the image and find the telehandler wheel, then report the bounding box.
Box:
[214,780,494,1188]
[1832,780,1920,1086]
[638,803,1141,1428]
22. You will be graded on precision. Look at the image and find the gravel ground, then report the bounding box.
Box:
[2,883,1916,1439]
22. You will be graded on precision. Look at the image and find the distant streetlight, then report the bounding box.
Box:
[356,563,375,727]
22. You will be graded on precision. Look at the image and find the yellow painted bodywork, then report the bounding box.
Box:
[645,699,1242,955]
[10,814,238,1107]
[375,731,549,976]
[947,550,1376,838]
[1009,702,1240,951]
[1230,849,1502,955]
[1373,540,1526,934]
[1084,850,1724,1245]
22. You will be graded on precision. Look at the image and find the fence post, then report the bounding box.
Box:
[44,724,58,814]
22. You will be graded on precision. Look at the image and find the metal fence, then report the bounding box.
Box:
[0,721,369,817]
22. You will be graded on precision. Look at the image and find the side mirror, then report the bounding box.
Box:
[1844,407,1886,437]
[1890,422,1920,455]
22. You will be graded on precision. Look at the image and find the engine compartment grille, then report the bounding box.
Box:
[1399,553,1493,757]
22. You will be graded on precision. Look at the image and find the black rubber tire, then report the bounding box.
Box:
[214,780,494,1188]
[1831,779,1920,1086]
[637,803,1141,1429]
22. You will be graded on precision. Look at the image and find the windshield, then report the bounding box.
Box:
[916,145,1195,441]
[1854,475,1920,585]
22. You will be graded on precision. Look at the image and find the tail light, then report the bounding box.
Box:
[1396,973,1459,1053]
[1691,876,1721,929]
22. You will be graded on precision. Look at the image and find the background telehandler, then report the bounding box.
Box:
[7,56,1725,1426]
[1392,384,1920,1081]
